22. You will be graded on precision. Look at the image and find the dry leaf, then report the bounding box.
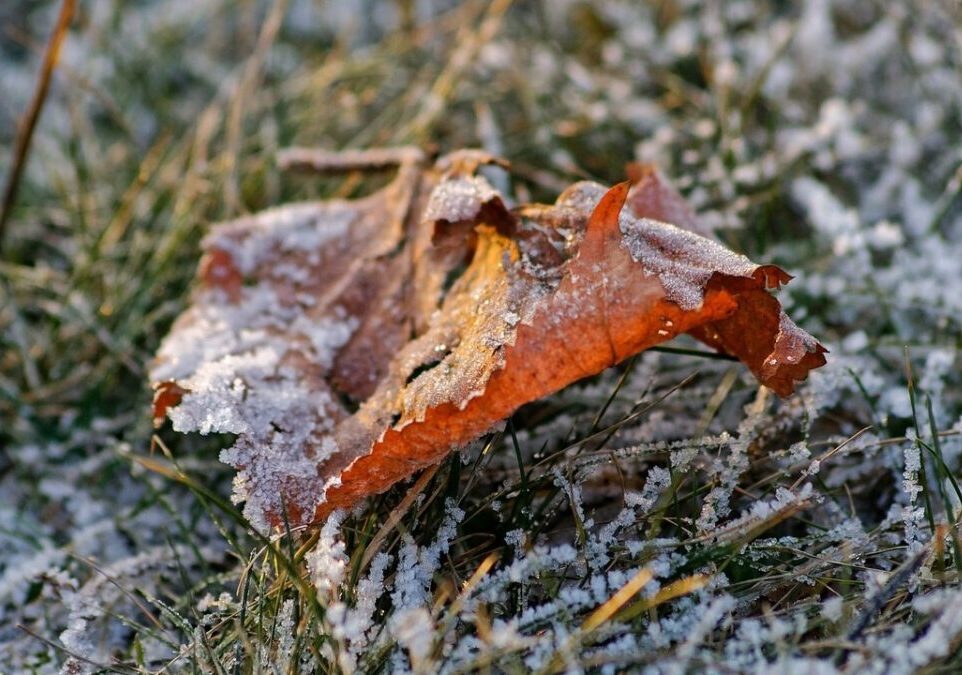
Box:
[150,149,826,531]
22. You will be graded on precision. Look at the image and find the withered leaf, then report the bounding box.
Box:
[150,149,826,531]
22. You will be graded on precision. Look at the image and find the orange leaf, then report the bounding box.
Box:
[150,150,826,530]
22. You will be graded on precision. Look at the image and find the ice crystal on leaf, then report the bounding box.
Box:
[618,215,756,311]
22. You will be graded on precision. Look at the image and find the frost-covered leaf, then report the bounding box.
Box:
[150,150,826,530]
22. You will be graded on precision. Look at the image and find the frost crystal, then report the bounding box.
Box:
[618,214,756,310]
[390,607,435,668]
[307,510,348,597]
[423,174,499,223]
[59,594,101,675]
[206,202,355,276]
[276,599,297,670]
[821,596,844,622]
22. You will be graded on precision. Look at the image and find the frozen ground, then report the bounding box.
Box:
[1,1,961,672]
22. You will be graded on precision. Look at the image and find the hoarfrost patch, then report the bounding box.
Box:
[618,214,756,310]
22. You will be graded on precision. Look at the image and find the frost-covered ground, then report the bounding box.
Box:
[2,0,961,672]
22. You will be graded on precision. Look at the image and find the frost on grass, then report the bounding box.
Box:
[307,509,349,598]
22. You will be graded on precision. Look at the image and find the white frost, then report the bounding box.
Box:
[619,213,756,310]
[423,174,499,223]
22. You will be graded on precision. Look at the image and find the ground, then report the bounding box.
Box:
[1,1,962,673]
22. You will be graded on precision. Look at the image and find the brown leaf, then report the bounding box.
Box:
[151,150,826,530]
